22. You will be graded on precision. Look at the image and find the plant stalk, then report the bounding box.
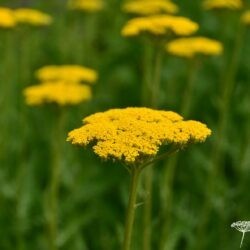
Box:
[47,109,65,250]
[122,168,141,250]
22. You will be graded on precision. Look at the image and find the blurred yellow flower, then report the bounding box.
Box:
[0,7,16,28]
[68,0,104,12]
[24,82,91,106]
[241,10,250,25]
[67,107,211,164]
[36,65,98,84]
[122,0,179,16]
[203,0,243,10]
[121,15,199,37]
[14,8,52,26]
[166,37,223,58]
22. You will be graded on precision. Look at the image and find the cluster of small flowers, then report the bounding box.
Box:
[23,65,98,106]
[67,107,211,165]
[68,0,104,12]
[0,7,52,28]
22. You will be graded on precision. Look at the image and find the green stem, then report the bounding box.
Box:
[141,38,153,106]
[142,166,153,250]
[180,58,198,117]
[47,109,65,250]
[122,168,141,250]
[142,43,163,250]
[159,59,198,249]
[150,45,163,108]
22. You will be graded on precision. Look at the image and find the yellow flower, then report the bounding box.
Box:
[122,0,179,16]
[67,107,211,165]
[241,10,250,25]
[121,15,199,37]
[68,0,104,12]
[14,8,52,26]
[24,82,92,106]
[0,7,16,28]
[166,37,223,58]
[36,65,98,84]
[203,0,243,10]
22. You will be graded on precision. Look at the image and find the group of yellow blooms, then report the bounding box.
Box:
[0,7,52,28]
[68,0,104,12]
[121,0,225,65]
[122,0,179,16]
[23,65,98,106]
[67,107,211,165]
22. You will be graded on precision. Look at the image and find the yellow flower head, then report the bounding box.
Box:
[24,82,92,106]
[203,0,243,10]
[68,0,104,12]
[14,8,52,26]
[0,7,16,28]
[67,107,211,165]
[241,10,250,25]
[36,65,98,84]
[166,37,223,58]
[122,0,179,16]
[121,15,199,37]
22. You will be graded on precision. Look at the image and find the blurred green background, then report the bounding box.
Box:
[0,0,250,249]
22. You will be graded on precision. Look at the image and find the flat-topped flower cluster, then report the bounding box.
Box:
[0,7,52,28]
[67,107,211,165]
[24,65,98,106]
[122,0,179,16]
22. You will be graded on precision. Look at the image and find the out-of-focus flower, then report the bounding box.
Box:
[0,7,16,28]
[241,10,250,25]
[122,0,178,16]
[67,107,211,165]
[166,37,223,58]
[121,15,199,37]
[203,0,243,10]
[24,82,91,106]
[36,65,98,84]
[13,8,52,26]
[68,0,104,12]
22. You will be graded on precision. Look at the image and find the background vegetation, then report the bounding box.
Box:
[0,0,250,249]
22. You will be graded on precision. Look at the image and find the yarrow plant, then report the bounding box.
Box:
[24,65,97,250]
[166,36,223,58]
[121,12,199,250]
[121,15,199,37]
[203,0,243,10]
[68,0,104,12]
[23,81,91,106]
[67,107,211,250]
[13,8,52,26]
[122,0,179,16]
[36,65,98,84]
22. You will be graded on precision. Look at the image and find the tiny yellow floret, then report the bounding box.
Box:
[122,0,179,16]
[24,82,91,106]
[121,15,199,37]
[67,107,211,165]
[166,37,223,58]
[0,7,16,28]
[14,8,52,26]
[68,0,104,12]
[36,65,98,84]
[241,10,250,25]
[203,0,243,10]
